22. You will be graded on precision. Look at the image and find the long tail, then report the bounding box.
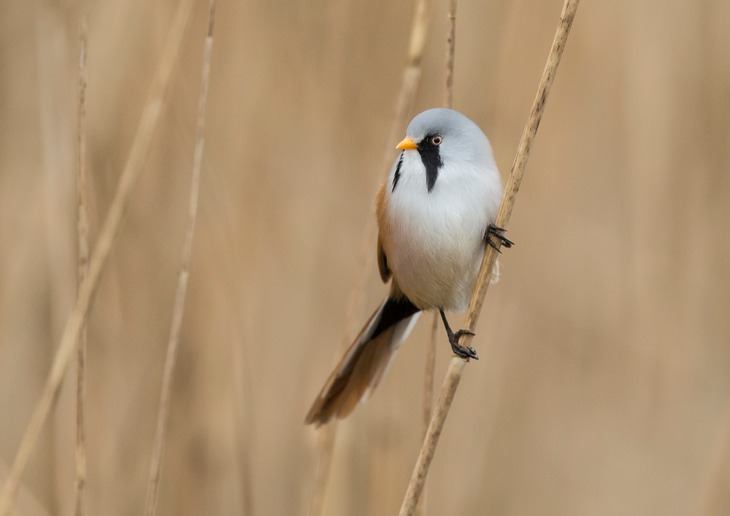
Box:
[305,296,421,426]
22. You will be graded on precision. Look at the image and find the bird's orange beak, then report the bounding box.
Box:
[396,137,418,151]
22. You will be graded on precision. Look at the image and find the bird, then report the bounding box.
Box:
[305,108,512,426]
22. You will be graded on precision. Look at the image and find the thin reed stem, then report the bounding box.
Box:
[696,407,730,514]
[306,425,337,516]
[143,2,217,514]
[232,333,255,515]
[443,0,457,108]
[381,0,433,170]
[306,1,433,514]
[0,1,195,514]
[0,462,52,516]
[74,17,89,516]
[416,4,459,514]
[423,321,438,436]
[415,313,438,516]
[399,1,581,514]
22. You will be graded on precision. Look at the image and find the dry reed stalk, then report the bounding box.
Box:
[380,0,433,171]
[398,1,580,514]
[416,3,459,515]
[0,1,195,513]
[232,335,255,515]
[74,17,89,516]
[34,7,76,508]
[415,313,438,516]
[143,2,217,514]
[696,408,730,514]
[443,0,457,108]
[305,2,434,515]
[0,463,51,516]
[306,425,337,516]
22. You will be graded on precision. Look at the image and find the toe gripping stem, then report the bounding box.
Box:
[485,224,514,253]
[439,309,478,360]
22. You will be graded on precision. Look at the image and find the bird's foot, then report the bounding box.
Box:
[485,224,514,253]
[439,308,479,359]
[446,328,479,360]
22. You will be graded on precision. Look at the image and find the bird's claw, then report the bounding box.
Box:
[447,329,479,360]
[439,308,479,359]
[485,224,514,253]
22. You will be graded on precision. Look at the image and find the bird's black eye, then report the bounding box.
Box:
[429,135,443,146]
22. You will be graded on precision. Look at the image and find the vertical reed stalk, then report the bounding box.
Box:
[74,17,89,516]
[143,1,217,514]
[443,0,457,108]
[417,3,459,515]
[305,2,434,515]
[398,1,581,514]
[306,426,337,516]
[0,1,194,513]
[233,334,255,515]
[415,313,438,516]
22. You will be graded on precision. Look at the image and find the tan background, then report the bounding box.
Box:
[2,0,730,514]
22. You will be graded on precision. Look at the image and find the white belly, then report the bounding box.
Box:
[387,217,484,311]
[382,154,500,312]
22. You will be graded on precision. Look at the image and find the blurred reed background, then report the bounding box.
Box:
[1,0,730,515]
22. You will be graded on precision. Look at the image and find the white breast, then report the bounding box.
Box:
[382,151,502,312]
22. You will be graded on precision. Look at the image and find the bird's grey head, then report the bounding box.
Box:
[396,108,493,193]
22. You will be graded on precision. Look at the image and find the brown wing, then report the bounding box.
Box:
[375,184,391,283]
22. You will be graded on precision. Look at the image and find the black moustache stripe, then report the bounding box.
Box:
[417,135,442,193]
[391,152,404,192]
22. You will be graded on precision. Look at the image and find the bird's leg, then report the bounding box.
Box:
[485,223,514,253]
[439,308,478,360]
